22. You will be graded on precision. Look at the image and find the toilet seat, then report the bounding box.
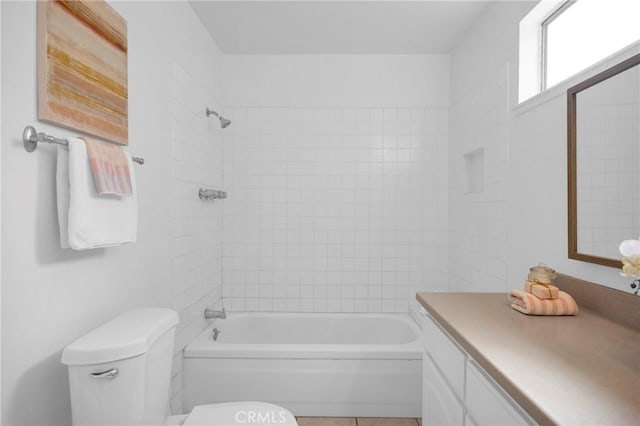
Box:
[167,401,298,426]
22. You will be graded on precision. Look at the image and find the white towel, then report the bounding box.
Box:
[56,145,71,248]
[56,138,137,250]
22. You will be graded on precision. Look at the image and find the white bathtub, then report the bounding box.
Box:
[183,312,422,417]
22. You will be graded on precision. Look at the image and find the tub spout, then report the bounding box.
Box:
[204,307,226,319]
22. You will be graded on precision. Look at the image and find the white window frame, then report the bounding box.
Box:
[520,0,640,104]
[519,0,568,103]
[539,0,575,91]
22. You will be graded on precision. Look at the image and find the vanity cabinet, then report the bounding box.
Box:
[422,354,464,425]
[422,315,535,426]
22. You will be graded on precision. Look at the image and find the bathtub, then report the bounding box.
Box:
[183,312,422,417]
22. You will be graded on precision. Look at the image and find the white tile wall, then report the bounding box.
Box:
[448,64,510,292]
[576,101,640,258]
[221,106,449,312]
[170,63,223,413]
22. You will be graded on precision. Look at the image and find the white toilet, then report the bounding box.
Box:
[61,308,298,426]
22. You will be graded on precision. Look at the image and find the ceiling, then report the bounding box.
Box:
[188,1,496,55]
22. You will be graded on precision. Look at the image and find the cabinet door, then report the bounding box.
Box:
[466,360,535,426]
[423,315,466,398]
[423,354,465,426]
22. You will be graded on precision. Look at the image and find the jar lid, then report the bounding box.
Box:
[529,264,557,279]
[530,264,555,272]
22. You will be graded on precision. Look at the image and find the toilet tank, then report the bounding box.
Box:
[61,308,179,425]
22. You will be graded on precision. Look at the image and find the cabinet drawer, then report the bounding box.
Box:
[423,354,465,426]
[423,315,465,398]
[466,360,534,426]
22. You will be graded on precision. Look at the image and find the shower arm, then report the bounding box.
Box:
[206,108,220,118]
[205,108,232,128]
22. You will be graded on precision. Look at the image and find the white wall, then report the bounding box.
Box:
[169,61,224,414]
[448,3,526,292]
[449,1,636,292]
[1,1,223,424]
[223,55,449,108]
[221,55,450,312]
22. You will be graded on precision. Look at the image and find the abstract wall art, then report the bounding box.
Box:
[38,0,128,145]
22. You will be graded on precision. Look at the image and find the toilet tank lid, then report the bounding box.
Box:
[61,308,179,366]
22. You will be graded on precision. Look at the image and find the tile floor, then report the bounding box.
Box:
[295,417,421,426]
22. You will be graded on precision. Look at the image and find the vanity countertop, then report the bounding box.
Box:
[416,292,640,426]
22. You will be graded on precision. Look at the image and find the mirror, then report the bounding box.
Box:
[568,53,640,268]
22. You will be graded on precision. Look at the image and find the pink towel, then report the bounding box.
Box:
[508,290,578,316]
[80,137,132,196]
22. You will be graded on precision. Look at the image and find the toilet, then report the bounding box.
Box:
[61,308,298,426]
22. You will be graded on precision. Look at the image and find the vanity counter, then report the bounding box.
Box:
[417,292,640,425]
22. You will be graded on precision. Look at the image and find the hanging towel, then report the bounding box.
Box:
[56,145,71,249]
[508,289,578,316]
[81,136,132,196]
[56,138,137,250]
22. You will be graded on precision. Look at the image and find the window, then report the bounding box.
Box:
[543,0,640,89]
[519,0,640,102]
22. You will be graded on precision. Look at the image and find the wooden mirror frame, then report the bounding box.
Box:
[568,53,640,268]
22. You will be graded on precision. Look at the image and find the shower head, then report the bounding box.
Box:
[206,108,232,129]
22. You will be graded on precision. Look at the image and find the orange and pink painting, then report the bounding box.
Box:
[38,0,128,145]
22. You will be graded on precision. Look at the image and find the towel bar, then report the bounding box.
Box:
[23,125,144,165]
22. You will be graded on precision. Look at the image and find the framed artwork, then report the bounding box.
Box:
[38,0,128,145]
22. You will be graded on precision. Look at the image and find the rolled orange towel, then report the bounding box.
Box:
[508,290,579,316]
[524,280,559,300]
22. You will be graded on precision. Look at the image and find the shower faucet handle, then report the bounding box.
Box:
[199,188,228,200]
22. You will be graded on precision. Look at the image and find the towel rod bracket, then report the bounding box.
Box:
[23,125,38,153]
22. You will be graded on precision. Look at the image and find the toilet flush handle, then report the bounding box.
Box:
[89,368,119,380]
